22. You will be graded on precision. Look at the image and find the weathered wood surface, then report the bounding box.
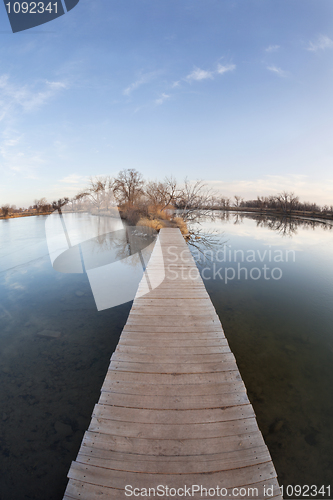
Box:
[64,228,282,500]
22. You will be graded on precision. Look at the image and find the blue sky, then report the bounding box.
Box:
[1,0,333,207]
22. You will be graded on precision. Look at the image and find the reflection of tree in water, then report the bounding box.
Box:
[186,224,227,265]
[217,211,246,225]
[254,215,299,237]
[114,227,156,268]
[247,213,333,237]
[215,211,333,237]
[183,210,333,264]
[232,213,245,225]
[81,222,157,270]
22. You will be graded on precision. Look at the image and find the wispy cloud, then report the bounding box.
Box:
[155,93,170,105]
[186,67,214,82]
[216,63,236,75]
[0,74,68,118]
[123,72,158,96]
[186,62,236,82]
[307,35,333,52]
[59,174,87,184]
[24,81,68,111]
[267,65,288,77]
[265,45,280,53]
[0,144,44,179]
[0,125,46,181]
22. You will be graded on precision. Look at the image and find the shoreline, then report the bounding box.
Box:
[1,207,333,224]
[0,212,53,220]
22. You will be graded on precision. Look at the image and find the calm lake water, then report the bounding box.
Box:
[0,212,332,499]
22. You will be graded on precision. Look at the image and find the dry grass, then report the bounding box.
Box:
[173,216,189,235]
[136,218,166,231]
[147,206,173,220]
[155,208,172,220]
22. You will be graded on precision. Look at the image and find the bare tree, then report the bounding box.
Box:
[67,191,88,212]
[1,204,10,217]
[233,195,244,208]
[113,169,145,207]
[145,176,177,212]
[176,179,213,222]
[79,176,116,213]
[52,198,69,214]
[101,176,116,211]
[34,197,51,214]
[275,191,299,214]
[219,197,231,209]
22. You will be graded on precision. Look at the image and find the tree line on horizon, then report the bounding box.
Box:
[1,169,333,219]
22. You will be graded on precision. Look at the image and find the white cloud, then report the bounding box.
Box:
[2,137,21,147]
[23,82,68,111]
[265,45,280,53]
[59,174,87,184]
[307,35,333,52]
[155,93,170,105]
[267,65,288,77]
[45,80,67,90]
[186,67,214,82]
[123,72,157,96]
[171,81,180,88]
[0,74,68,117]
[186,63,236,82]
[216,63,236,75]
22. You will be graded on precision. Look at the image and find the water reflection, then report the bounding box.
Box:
[0,215,134,500]
[188,213,333,495]
[216,210,333,236]
[45,213,160,310]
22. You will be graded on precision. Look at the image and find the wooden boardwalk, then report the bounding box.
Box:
[64,228,282,500]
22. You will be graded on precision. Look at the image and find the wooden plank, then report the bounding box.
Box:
[82,429,267,455]
[119,334,226,341]
[115,345,231,355]
[118,334,226,343]
[108,360,239,374]
[64,480,121,500]
[65,478,282,500]
[118,339,229,347]
[132,300,215,307]
[98,391,249,409]
[68,461,277,491]
[76,444,269,467]
[76,446,271,473]
[121,331,225,338]
[121,324,225,333]
[131,296,213,304]
[100,380,245,396]
[91,403,255,424]
[125,317,221,326]
[100,370,242,385]
[129,307,217,316]
[135,290,209,298]
[111,352,235,364]
[88,417,259,440]
[133,298,214,307]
